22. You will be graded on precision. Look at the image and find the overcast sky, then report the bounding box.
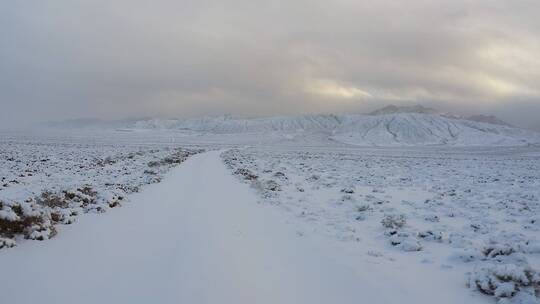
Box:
[1,0,539,129]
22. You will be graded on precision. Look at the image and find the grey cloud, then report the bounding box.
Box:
[1,0,539,128]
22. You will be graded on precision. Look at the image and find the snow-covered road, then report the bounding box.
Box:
[0,151,488,304]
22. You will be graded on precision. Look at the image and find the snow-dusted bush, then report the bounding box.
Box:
[259,180,281,192]
[398,239,423,252]
[469,263,540,301]
[340,187,355,194]
[381,214,423,251]
[273,171,288,180]
[357,203,371,212]
[424,214,440,222]
[355,203,371,221]
[234,168,258,181]
[389,232,423,251]
[381,214,406,229]
[0,237,16,249]
[417,230,443,242]
[483,244,517,259]
[0,200,56,242]
[147,149,197,167]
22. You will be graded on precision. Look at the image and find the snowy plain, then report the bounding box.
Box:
[1,120,540,303]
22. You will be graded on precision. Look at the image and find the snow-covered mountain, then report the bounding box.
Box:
[334,113,535,146]
[368,105,512,126]
[465,115,511,126]
[44,106,539,147]
[133,114,342,133]
[127,112,538,147]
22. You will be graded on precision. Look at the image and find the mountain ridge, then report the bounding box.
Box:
[41,106,539,147]
[114,113,540,146]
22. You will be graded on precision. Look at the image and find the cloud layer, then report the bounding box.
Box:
[1,0,539,128]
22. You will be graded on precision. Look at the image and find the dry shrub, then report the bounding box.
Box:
[234,168,258,181]
[0,237,16,249]
[381,214,406,229]
[0,201,56,241]
[469,263,540,299]
[39,191,69,208]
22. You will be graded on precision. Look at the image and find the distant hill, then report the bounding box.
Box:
[129,113,538,147]
[334,113,533,146]
[367,105,512,126]
[42,105,539,147]
[40,117,148,130]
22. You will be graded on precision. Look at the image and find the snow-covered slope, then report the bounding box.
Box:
[128,113,539,147]
[465,115,511,126]
[335,113,538,146]
[134,115,342,133]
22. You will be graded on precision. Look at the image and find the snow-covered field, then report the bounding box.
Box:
[0,134,203,247]
[1,128,540,303]
[222,146,540,303]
